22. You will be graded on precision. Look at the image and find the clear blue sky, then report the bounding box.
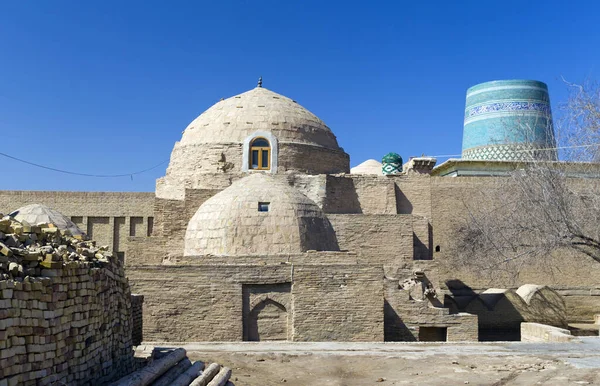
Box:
[1,0,598,191]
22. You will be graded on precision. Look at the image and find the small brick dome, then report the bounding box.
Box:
[350,159,383,175]
[9,204,84,236]
[184,173,339,256]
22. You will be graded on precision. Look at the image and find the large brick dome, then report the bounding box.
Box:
[184,173,339,256]
[157,85,349,199]
[181,86,341,150]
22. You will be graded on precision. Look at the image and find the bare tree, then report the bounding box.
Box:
[453,81,600,283]
[561,79,600,162]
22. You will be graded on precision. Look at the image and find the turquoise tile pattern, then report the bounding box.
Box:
[462,80,557,161]
[382,152,403,175]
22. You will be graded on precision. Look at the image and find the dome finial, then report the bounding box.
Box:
[257,76,263,88]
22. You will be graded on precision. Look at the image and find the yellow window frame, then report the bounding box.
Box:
[250,138,271,170]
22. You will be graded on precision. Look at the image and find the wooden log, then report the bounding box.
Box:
[189,363,220,386]
[111,348,187,386]
[170,361,204,386]
[151,358,194,386]
[206,367,232,386]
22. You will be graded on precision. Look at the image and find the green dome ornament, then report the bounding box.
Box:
[382,152,403,175]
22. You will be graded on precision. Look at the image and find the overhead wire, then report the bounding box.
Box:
[0,151,168,179]
[1,143,599,178]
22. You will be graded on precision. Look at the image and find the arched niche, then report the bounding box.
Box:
[246,298,288,341]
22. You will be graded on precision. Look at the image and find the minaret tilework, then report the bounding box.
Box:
[462,80,557,161]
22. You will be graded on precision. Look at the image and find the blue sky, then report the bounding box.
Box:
[1,0,598,191]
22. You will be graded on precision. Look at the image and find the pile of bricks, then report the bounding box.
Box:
[0,215,115,280]
[0,215,135,385]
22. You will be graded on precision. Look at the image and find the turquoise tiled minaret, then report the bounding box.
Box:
[462,80,557,161]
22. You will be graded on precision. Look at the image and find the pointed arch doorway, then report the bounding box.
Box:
[243,283,291,341]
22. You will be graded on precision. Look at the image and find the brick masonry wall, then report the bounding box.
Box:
[286,174,328,208]
[0,260,134,385]
[128,265,291,342]
[0,191,155,259]
[412,216,432,260]
[88,217,111,246]
[430,176,600,323]
[126,236,170,266]
[279,144,350,175]
[394,175,432,218]
[323,175,396,214]
[321,174,432,217]
[322,175,363,214]
[329,215,413,262]
[383,262,478,342]
[153,198,185,239]
[127,263,384,342]
[291,265,384,342]
[0,191,154,217]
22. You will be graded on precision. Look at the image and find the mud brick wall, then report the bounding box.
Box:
[382,262,478,342]
[128,263,384,342]
[125,236,170,266]
[279,144,350,175]
[384,279,478,342]
[285,174,328,208]
[128,265,291,342]
[321,174,432,217]
[0,191,154,218]
[292,265,383,341]
[0,261,134,385]
[322,175,395,214]
[394,176,432,218]
[328,214,414,262]
[430,176,600,323]
[131,294,144,346]
[0,191,155,259]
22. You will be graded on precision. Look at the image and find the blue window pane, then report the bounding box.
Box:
[252,138,270,147]
[251,150,259,168]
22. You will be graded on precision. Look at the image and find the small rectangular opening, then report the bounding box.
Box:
[130,216,143,236]
[258,202,270,212]
[419,327,447,342]
[147,217,154,236]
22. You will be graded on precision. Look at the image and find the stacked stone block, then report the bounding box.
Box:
[0,217,135,385]
[0,191,155,261]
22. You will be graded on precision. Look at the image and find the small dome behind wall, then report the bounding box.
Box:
[351,159,383,175]
[184,173,340,256]
[9,204,84,236]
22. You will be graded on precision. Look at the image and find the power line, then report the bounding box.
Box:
[0,151,169,178]
[3,142,599,177]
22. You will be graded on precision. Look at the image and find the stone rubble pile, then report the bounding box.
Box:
[0,213,135,385]
[112,347,232,386]
[0,214,113,280]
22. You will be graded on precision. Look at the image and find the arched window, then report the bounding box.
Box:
[250,137,270,170]
[242,131,278,173]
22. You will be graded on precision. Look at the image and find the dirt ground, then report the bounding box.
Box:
[187,351,597,386]
[160,339,600,386]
